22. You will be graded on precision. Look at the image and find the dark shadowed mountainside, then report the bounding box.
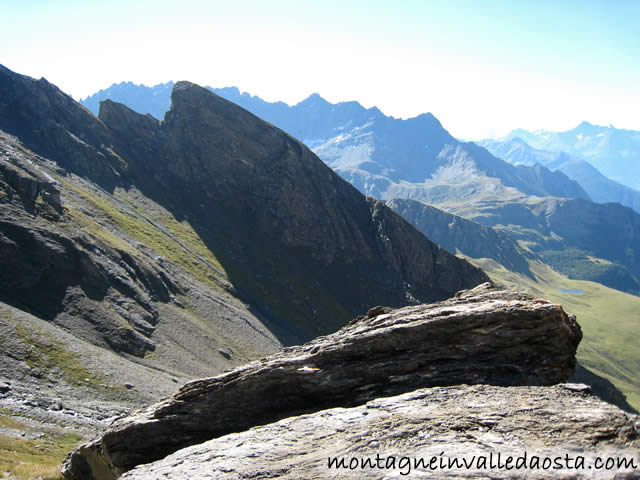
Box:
[80,82,640,300]
[97,82,489,344]
[2,67,638,478]
[0,64,489,475]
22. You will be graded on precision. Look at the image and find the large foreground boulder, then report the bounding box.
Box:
[63,283,582,480]
[120,384,639,479]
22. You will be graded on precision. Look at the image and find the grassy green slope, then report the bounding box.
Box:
[470,257,640,410]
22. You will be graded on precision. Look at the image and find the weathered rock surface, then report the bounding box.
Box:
[63,283,582,480]
[0,130,282,445]
[120,384,639,480]
[0,131,275,361]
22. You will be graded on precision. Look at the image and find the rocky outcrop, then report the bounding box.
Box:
[63,284,583,480]
[0,128,284,470]
[0,132,62,218]
[119,384,639,480]
[0,220,158,355]
[0,133,167,355]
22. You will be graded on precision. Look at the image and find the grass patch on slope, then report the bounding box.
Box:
[113,187,227,277]
[0,415,27,430]
[471,257,640,411]
[61,179,228,293]
[0,429,82,480]
[5,311,103,388]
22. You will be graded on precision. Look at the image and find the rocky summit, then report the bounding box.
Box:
[63,283,591,480]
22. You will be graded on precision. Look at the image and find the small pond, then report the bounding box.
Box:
[558,288,585,294]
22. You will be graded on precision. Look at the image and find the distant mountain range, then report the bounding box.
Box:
[0,65,494,465]
[504,122,640,191]
[81,82,590,205]
[478,137,640,214]
[450,196,640,295]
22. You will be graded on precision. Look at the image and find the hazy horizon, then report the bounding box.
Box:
[3,0,639,139]
[77,77,632,141]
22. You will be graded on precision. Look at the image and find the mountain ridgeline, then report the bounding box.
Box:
[452,196,640,295]
[2,67,640,478]
[81,82,590,203]
[0,65,487,352]
[99,83,490,342]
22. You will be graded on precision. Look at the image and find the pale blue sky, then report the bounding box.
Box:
[2,0,639,138]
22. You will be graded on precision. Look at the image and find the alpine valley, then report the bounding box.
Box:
[0,66,638,479]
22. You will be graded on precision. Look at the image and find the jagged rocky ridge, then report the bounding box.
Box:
[4,66,637,477]
[78,79,640,298]
[63,283,587,480]
[0,64,492,473]
[81,81,591,203]
[98,82,490,343]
